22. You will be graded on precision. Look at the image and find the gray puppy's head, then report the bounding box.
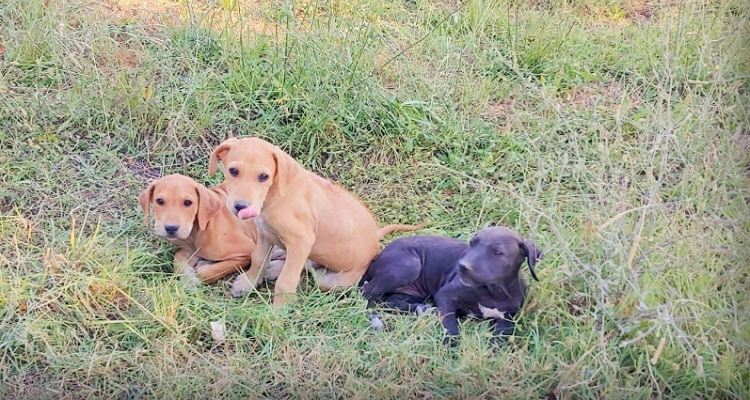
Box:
[456,226,542,286]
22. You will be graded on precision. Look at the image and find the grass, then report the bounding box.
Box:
[0,0,748,398]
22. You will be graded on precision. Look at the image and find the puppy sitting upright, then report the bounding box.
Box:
[361,226,542,347]
[208,137,422,306]
[139,174,284,287]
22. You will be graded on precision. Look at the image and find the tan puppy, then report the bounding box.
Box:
[208,137,422,306]
[138,174,284,287]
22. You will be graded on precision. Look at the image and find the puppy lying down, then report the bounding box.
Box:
[360,226,542,347]
[139,174,288,287]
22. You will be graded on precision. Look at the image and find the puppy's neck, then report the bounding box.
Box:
[491,272,525,305]
[167,236,192,248]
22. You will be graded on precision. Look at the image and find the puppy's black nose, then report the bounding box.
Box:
[165,225,179,235]
[234,202,248,212]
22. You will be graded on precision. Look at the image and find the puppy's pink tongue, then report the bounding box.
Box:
[238,207,259,219]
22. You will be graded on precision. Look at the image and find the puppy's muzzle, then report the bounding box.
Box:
[164,224,179,237]
[457,261,478,286]
[457,262,471,273]
[234,201,248,213]
[233,201,259,220]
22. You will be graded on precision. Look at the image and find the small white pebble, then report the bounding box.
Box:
[210,320,226,343]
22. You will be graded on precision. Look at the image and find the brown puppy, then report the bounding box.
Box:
[138,174,284,287]
[208,137,422,306]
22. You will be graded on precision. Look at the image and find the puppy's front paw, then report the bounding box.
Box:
[370,315,385,332]
[182,272,201,291]
[231,275,255,298]
[193,260,213,282]
[272,292,294,307]
[415,305,436,316]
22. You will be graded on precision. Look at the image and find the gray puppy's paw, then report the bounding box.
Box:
[415,305,436,316]
[182,272,201,292]
[370,315,385,331]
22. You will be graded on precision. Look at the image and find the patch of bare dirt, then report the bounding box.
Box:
[561,82,643,113]
[100,0,184,27]
[575,0,658,26]
[374,40,416,93]
[624,2,655,22]
[124,157,161,181]
[102,0,295,38]
[481,100,513,121]
[92,47,141,73]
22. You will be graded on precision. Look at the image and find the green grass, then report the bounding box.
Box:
[1,0,748,398]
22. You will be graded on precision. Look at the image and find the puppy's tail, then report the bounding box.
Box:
[377,222,426,239]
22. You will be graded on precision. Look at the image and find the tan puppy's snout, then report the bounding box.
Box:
[153,208,195,239]
[155,221,186,239]
[233,201,248,213]
[164,224,179,236]
[233,200,260,220]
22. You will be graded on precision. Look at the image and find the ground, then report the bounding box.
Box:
[0,0,748,398]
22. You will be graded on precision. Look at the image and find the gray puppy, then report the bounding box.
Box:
[360,226,541,347]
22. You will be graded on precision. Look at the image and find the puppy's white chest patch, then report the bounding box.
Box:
[478,304,506,319]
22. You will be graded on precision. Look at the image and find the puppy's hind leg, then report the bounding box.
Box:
[381,293,428,314]
[360,252,421,301]
[368,293,428,332]
[360,252,423,332]
[316,265,369,292]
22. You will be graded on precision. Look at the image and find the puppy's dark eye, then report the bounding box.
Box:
[184,200,193,207]
[493,248,503,256]
[469,237,478,247]
[156,198,164,206]
[258,173,269,182]
[228,167,239,177]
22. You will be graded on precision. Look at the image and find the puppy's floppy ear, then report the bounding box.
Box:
[138,180,157,225]
[271,146,298,197]
[519,239,542,282]
[195,184,224,231]
[208,138,238,176]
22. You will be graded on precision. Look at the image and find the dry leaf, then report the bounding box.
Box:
[651,336,666,365]
[142,83,154,102]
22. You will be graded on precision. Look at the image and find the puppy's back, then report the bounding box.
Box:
[370,235,467,275]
